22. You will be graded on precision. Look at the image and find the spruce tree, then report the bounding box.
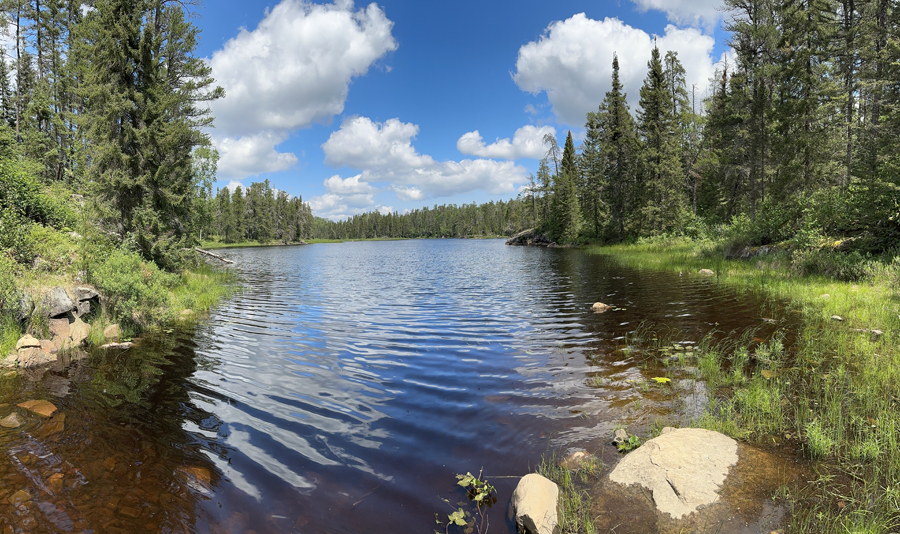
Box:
[76,0,223,268]
[636,46,686,236]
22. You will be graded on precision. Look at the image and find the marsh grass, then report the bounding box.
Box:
[591,238,900,532]
[535,454,601,534]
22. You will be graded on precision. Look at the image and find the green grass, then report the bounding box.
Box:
[589,237,900,532]
[535,454,602,534]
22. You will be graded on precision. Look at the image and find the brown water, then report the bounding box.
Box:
[0,240,802,533]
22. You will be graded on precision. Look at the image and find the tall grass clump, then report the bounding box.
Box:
[535,454,600,534]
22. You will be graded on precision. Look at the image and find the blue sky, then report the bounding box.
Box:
[193,0,730,219]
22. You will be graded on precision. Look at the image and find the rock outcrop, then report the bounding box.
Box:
[609,428,737,519]
[509,473,559,534]
[506,229,555,247]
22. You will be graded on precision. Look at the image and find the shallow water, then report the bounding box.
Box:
[0,239,799,533]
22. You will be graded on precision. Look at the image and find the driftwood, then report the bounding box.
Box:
[194,248,235,264]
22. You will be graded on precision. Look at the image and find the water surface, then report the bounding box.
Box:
[0,239,794,533]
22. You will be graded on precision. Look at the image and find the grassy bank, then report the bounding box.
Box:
[588,238,899,532]
[1,225,239,358]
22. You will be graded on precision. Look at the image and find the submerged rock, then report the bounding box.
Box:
[592,302,612,313]
[509,473,558,534]
[609,427,737,519]
[612,428,629,446]
[100,342,134,350]
[17,399,58,418]
[559,450,594,470]
[0,412,25,428]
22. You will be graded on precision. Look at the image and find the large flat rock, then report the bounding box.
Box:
[609,428,738,519]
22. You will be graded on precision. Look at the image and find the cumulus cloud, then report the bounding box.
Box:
[456,125,556,160]
[322,116,528,197]
[513,14,717,126]
[631,0,724,30]
[215,132,298,180]
[392,185,425,201]
[322,174,376,207]
[207,0,397,179]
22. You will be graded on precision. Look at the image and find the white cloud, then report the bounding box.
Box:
[224,180,245,193]
[513,14,717,126]
[392,185,425,201]
[323,174,376,195]
[323,117,432,170]
[322,174,375,207]
[215,132,298,180]
[322,116,527,197]
[630,0,723,30]
[208,0,397,179]
[456,125,556,160]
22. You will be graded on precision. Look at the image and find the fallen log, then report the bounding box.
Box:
[194,248,235,264]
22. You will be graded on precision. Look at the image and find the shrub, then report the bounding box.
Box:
[0,156,75,229]
[790,249,876,281]
[89,249,176,328]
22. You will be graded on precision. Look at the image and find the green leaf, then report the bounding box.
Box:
[449,509,466,526]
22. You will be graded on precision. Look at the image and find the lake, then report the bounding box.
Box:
[0,239,790,533]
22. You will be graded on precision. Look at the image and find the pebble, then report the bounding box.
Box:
[8,490,31,506]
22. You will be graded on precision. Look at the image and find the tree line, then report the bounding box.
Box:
[205,180,312,244]
[334,0,900,251]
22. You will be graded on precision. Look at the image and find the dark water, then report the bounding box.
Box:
[0,239,794,533]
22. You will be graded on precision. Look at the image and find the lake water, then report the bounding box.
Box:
[0,239,793,533]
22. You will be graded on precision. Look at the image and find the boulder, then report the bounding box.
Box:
[17,400,58,418]
[74,287,99,302]
[509,473,558,534]
[15,335,41,351]
[506,229,555,247]
[698,269,715,276]
[609,428,737,519]
[104,324,120,341]
[592,302,612,313]
[49,317,72,340]
[68,318,91,346]
[42,287,76,318]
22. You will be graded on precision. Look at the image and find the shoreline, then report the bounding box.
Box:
[581,237,898,532]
